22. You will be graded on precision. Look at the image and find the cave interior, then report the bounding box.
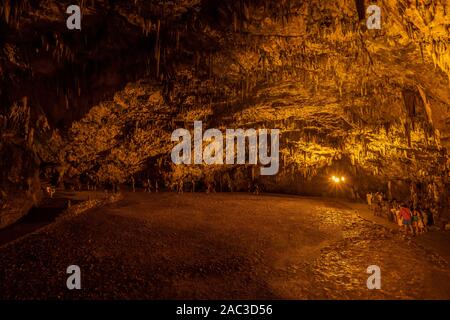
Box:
[0,0,449,229]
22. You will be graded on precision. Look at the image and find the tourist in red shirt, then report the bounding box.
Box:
[400,204,413,234]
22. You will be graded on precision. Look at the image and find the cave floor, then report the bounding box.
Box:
[0,192,449,300]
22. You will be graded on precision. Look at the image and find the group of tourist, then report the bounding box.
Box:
[366,192,435,235]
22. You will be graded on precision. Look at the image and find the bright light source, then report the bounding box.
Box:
[331,175,346,183]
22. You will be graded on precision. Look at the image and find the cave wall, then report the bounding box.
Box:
[1,0,449,227]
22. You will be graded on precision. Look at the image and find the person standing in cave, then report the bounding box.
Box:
[76,178,82,191]
[416,209,426,234]
[389,200,398,222]
[420,208,429,232]
[378,193,385,216]
[377,192,384,204]
[254,183,260,195]
[142,179,149,193]
[387,199,394,220]
[373,192,382,216]
[400,204,413,235]
[366,192,373,210]
[93,177,98,191]
[396,208,403,229]
[227,175,233,193]
[178,179,184,194]
[381,199,389,220]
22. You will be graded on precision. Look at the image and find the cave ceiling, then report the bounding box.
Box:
[0,0,449,191]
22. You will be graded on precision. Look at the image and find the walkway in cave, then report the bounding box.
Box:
[0,193,449,299]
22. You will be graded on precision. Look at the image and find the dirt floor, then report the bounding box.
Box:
[0,192,449,300]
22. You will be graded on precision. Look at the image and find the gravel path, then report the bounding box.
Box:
[0,192,449,299]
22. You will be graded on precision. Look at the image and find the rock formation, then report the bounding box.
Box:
[1,0,449,226]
